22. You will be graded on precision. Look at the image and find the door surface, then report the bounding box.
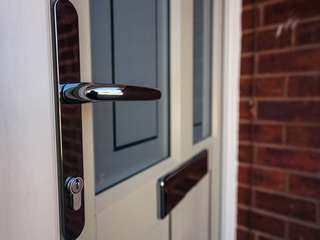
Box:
[53,0,217,239]
[1,0,227,239]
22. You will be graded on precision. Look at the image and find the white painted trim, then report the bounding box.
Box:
[219,0,242,240]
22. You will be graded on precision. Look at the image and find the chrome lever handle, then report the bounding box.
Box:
[60,83,161,104]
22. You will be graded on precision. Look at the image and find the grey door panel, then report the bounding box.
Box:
[90,0,170,193]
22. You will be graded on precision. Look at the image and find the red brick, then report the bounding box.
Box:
[237,228,254,240]
[288,76,320,97]
[240,100,253,120]
[255,191,317,222]
[256,28,291,51]
[242,27,290,53]
[257,236,272,240]
[238,204,285,238]
[263,0,320,26]
[250,210,285,237]
[242,0,273,7]
[257,101,320,123]
[255,77,286,97]
[241,55,254,75]
[242,0,254,7]
[254,124,283,144]
[289,223,320,240]
[238,208,250,227]
[240,123,252,141]
[238,186,252,205]
[239,165,253,185]
[253,168,287,191]
[296,20,320,46]
[256,147,320,173]
[240,77,253,97]
[258,48,320,73]
[243,8,259,30]
[239,144,254,163]
[242,33,254,53]
[287,126,320,148]
[238,0,320,235]
[257,0,275,3]
[290,175,320,199]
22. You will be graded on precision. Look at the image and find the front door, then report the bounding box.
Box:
[52,0,218,239]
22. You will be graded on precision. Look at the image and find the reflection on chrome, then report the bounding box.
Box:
[91,87,124,96]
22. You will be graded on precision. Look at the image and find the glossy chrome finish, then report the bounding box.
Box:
[65,177,84,211]
[60,83,162,104]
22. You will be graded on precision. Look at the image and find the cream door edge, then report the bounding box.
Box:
[178,0,194,161]
[182,0,242,239]
[172,0,232,239]
[210,0,224,239]
[171,0,222,240]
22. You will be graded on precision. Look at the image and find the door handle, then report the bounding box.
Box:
[53,0,164,238]
[60,83,161,104]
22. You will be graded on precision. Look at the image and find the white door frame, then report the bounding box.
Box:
[214,0,242,240]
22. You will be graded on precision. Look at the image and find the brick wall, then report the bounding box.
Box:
[238,0,320,239]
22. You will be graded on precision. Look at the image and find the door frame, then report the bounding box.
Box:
[215,0,242,240]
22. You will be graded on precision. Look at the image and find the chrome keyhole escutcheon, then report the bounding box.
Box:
[66,177,84,211]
